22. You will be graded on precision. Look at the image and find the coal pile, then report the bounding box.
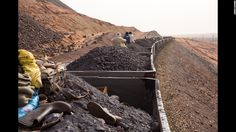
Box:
[126,43,149,52]
[135,38,156,48]
[66,46,151,71]
[42,73,154,131]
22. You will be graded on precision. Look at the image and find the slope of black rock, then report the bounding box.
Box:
[67,46,151,71]
[18,13,63,52]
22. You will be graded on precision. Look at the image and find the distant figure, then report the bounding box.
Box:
[111,32,127,48]
[123,32,130,44]
[129,32,135,43]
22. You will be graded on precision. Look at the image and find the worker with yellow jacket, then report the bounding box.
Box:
[111,32,127,48]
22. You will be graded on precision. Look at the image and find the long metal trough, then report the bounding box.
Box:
[66,37,174,132]
[79,76,171,132]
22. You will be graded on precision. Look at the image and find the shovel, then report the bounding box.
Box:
[18,101,72,127]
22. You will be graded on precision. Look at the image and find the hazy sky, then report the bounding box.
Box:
[60,0,217,36]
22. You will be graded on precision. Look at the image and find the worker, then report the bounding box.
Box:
[123,32,130,44]
[129,32,135,43]
[111,32,127,48]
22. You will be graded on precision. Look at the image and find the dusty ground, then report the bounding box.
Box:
[19,0,162,60]
[187,38,217,45]
[19,0,140,57]
[155,38,217,132]
[178,38,217,67]
[49,32,115,63]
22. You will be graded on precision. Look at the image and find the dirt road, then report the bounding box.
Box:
[155,39,217,132]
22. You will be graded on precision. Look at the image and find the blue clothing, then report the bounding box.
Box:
[123,35,130,44]
[18,90,39,118]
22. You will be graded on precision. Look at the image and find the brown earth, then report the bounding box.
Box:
[155,38,217,132]
[49,32,116,63]
[18,0,141,57]
[19,0,162,59]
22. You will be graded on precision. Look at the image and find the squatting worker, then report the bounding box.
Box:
[111,32,127,48]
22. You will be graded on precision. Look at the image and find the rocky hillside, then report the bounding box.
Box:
[18,0,140,57]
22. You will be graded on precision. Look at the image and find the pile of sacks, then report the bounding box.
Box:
[18,49,66,107]
[18,49,66,105]
[18,72,35,107]
[18,49,42,107]
[35,55,67,99]
[36,57,65,78]
[18,49,71,130]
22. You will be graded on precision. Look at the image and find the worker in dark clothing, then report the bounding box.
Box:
[123,32,130,44]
